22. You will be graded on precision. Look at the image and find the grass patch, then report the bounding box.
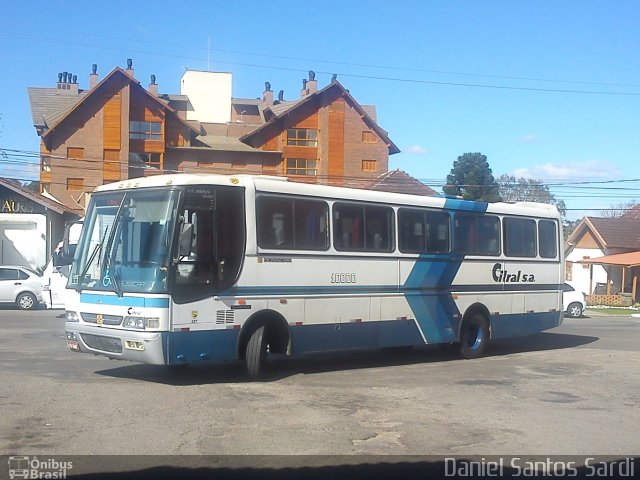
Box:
[586,307,639,316]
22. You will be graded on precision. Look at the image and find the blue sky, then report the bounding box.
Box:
[0,0,638,219]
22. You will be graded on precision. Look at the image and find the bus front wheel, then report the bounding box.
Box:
[245,325,267,376]
[459,313,489,359]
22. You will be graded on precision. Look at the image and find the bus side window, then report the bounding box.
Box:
[478,216,500,255]
[399,209,425,253]
[538,220,558,258]
[257,196,293,249]
[454,214,478,255]
[504,217,537,257]
[425,211,450,253]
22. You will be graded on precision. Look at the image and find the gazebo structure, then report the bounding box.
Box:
[581,251,640,306]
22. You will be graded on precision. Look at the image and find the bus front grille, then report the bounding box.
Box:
[216,310,235,325]
[80,333,123,353]
[81,313,123,326]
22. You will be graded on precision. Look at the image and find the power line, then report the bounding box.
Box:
[4,27,640,89]
[2,31,639,96]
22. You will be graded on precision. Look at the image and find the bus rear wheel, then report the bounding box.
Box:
[245,325,267,376]
[459,313,489,359]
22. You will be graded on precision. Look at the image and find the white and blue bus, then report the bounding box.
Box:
[63,174,563,376]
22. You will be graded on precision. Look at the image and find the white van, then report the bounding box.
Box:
[42,220,83,309]
[42,249,72,309]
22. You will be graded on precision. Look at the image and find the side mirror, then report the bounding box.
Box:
[56,219,84,266]
[178,223,194,257]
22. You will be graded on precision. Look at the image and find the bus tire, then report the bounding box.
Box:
[459,313,489,359]
[245,325,267,376]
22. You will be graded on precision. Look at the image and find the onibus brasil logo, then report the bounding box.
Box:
[8,456,72,479]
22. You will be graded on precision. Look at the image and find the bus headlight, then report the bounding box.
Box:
[124,316,145,329]
[66,311,79,322]
[146,318,160,329]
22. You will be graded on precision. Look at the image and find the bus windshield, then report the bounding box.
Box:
[68,189,180,294]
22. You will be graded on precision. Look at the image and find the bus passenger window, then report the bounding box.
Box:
[477,216,500,255]
[257,197,293,249]
[425,211,449,253]
[399,209,425,253]
[454,214,478,254]
[538,220,558,258]
[504,217,537,257]
[333,203,393,252]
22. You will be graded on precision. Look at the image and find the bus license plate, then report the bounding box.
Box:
[67,340,79,351]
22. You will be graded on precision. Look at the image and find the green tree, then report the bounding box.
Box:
[497,174,567,218]
[443,152,501,202]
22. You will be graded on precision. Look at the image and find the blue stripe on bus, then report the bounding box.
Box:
[79,293,170,308]
[227,283,562,297]
[158,310,563,364]
[401,199,489,342]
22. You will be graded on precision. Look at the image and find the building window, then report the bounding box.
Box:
[362,131,377,143]
[67,178,84,191]
[67,147,84,160]
[130,121,162,140]
[41,156,51,172]
[286,158,317,176]
[362,159,377,172]
[129,153,161,169]
[286,128,318,147]
[565,261,573,281]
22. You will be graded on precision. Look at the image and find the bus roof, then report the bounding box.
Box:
[93,173,560,219]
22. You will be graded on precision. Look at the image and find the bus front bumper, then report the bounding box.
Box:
[65,322,166,365]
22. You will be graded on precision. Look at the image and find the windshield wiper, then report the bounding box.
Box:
[75,226,110,293]
[102,195,128,297]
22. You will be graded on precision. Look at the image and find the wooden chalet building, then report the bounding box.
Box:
[565,209,640,305]
[28,61,400,213]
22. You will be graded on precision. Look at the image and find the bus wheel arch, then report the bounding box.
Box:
[458,304,491,359]
[237,310,291,374]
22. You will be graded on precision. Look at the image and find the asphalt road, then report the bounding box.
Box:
[0,307,638,475]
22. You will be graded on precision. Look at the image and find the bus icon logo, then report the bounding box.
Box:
[8,456,29,479]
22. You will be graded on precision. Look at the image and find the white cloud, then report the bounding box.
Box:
[511,160,621,181]
[519,133,537,144]
[404,145,430,155]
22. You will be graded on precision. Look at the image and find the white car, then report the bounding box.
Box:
[0,265,43,310]
[563,283,586,318]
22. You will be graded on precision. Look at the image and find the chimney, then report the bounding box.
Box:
[300,78,308,98]
[262,81,273,105]
[148,74,158,96]
[90,64,99,89]
[70,74,79,94]
[125,58,134,78]
[306,70,317,94]
[277,90,284,102]
[57,71,78,93]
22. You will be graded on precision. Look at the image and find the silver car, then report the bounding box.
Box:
[0,266,43,310]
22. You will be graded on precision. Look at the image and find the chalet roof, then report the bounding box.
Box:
[567,216,640,250]
[28,68,199,139]
[240,81,399,155]
[0,179,78,216]
[581,250,640,267]
[187,135,273,153]
[27,87,89,129]
[368,169,438,196]
[620,204,640,220]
